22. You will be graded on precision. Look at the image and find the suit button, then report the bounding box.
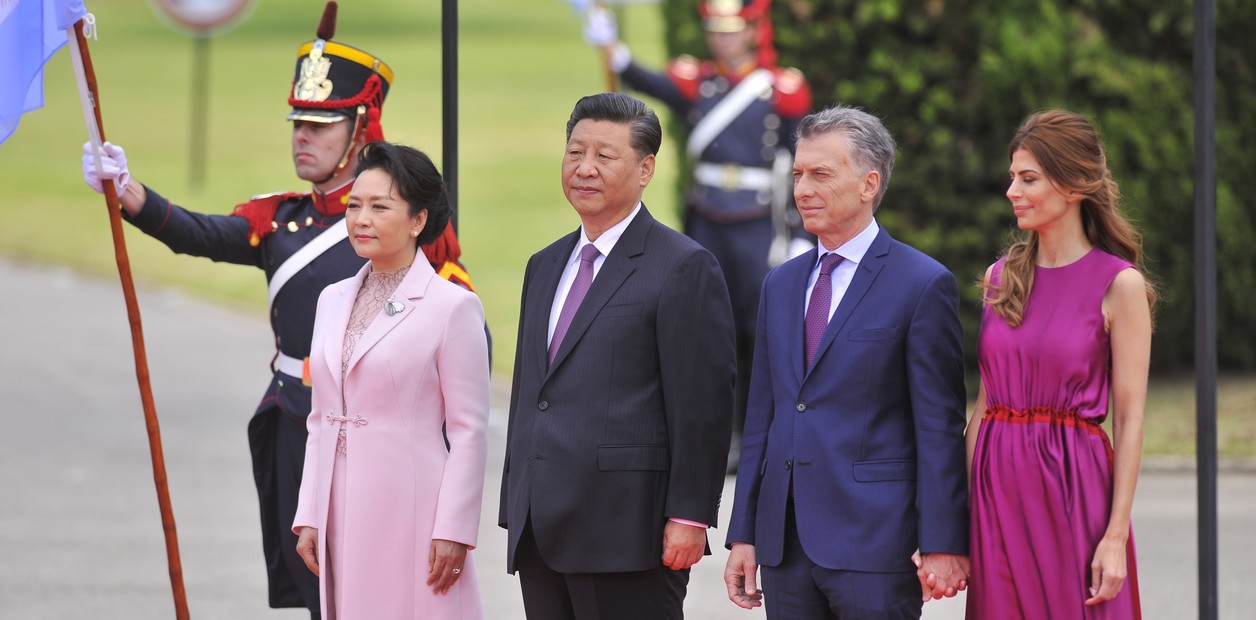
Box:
[796,402,807,412]
[526,456,533,464]
[785,460,793,470]
[538,401,549,411]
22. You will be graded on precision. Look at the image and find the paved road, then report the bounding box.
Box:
[1,260,1251,619]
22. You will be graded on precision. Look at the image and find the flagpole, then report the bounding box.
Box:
[67,18,191,620]
[600,45,618,92]
[597,1,618,92]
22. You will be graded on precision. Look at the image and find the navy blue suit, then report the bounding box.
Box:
[727,227,968,616]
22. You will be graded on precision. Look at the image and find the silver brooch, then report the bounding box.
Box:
[385,298,405,316]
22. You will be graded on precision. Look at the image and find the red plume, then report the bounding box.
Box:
[316,2,338,40]
[756,16,778,68]
[421,221,462,266]
[364,107,385,143]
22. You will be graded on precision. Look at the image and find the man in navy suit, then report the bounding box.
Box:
[500,92,736,619]
[723,105,970,619]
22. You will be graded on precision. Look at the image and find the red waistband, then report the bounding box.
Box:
[981,404,1114,461]
[983,404,1101,429]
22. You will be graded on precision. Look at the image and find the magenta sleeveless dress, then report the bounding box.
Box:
[967,248,1142,619]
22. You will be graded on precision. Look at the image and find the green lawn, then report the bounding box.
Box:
[1140,374,1255,459]
[0,0,681,376]
[1,0,1250,459]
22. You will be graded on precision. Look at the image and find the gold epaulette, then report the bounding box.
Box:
[249,190,307,201]
[437,261,477,293]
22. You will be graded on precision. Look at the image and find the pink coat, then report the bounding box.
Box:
[293,258,488,619]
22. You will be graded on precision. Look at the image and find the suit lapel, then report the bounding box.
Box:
[345,258,437,377]
[545,207,651,374]
[321,266,366,398]
[783,252,815,385]
[531,231,579,376]
[806,228,891,377]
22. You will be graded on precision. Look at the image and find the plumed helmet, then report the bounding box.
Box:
[287,1,392,144]
[698,0,770,33]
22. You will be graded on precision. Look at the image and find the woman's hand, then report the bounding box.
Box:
[427,539,469,595]
[1085,535,1129,605]
[295,527,319,576]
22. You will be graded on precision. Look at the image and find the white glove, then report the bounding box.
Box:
[787,237,816,260]
[771,236,816,266]
[82,141,130,195]
[583,6,618,48]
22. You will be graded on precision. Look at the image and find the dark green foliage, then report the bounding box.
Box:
[657,0,1255,371]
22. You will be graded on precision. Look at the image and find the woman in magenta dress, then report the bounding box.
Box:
[966,110,1155,619]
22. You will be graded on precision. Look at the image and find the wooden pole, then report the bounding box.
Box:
[69,19,191,620]
[601,46,619,92]
[598,1,618,92]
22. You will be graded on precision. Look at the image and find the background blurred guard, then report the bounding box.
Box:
[584,0,812,471]
[80,3,476,617]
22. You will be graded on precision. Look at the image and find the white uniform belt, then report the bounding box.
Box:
[275,352,305,379]
[694,163,774,192]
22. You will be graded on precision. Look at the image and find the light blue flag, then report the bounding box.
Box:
[0,0,87,145]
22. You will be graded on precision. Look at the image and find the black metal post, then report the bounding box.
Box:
[442,0,458,231]
[1192,0,1218,618]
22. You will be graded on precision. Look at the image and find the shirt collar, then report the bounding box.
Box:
[312,179,354,216]
[715,57,758,81]
[575,202,642,261]
[816,218,879,268]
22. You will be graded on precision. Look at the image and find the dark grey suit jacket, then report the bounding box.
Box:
[500,205,737,574]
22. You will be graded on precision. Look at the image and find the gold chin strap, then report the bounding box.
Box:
[316,105,366,185]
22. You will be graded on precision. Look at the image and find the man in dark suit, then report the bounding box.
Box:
[723,105,970,619]
[500,92,737,619]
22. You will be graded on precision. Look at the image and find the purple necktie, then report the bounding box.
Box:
[805,253,843,369]
[549,243,601,364]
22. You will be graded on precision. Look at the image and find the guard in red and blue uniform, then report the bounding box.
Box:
[585,0,812,471]
[79,3,476,617]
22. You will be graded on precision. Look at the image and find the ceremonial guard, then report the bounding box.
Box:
[585,0,811,468]
[79,3,475,617]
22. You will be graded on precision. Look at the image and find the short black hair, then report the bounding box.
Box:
[354,142,451,247]
[565,92,662,159]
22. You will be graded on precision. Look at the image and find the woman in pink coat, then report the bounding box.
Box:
[293,142,489,619]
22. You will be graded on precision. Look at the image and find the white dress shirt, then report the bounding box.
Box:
[805,219,880,322]
[547,203,642,348]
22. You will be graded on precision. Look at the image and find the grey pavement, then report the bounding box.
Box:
[1,259,1251,619]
